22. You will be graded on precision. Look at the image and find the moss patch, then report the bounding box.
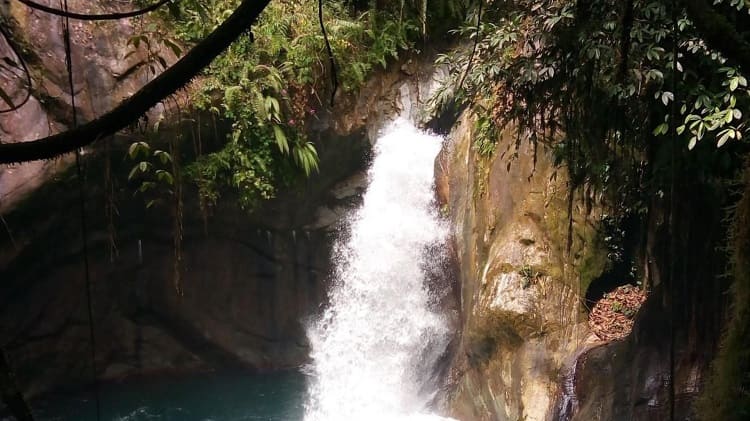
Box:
[466,308,543,366]
[518,264,546,288]
[542,189,610,296]
[576,228,610,296]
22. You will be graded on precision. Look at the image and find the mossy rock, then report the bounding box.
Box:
[466,308,543,366]
[576,228,610,295]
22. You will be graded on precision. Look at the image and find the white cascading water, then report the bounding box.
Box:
[304,118,454,421]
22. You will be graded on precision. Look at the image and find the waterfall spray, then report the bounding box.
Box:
[305,119,454,421]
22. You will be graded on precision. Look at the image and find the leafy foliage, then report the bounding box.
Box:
[431,0,749,207]
[431,2,750,418]
[125,22,183,76]
[126,136,176,209]
[124,0,477,210]
[149,0,420,210]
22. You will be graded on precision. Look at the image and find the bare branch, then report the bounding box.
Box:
[14,0,174,21]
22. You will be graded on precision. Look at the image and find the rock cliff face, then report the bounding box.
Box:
[0,0,178,212]
[435,113,602,420]
[0,5,730,414]
[0,3,443,395]
[0,120,371,396]
[435,101,730,420]
[0,0,188,396]
[565,174,729,421]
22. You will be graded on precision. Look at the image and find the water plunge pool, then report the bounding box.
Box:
[27,370,305,421]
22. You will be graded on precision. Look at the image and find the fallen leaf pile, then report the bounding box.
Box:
[588,284,648,341]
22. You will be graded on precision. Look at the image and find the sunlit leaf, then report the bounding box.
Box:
[273,125,289,154]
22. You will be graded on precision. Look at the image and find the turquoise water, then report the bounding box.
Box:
[29,370,306,421]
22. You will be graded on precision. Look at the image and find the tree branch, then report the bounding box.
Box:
[0,0,272,165]
[14,0,174,21]
[318,0,338,107]
[682,0,750,73]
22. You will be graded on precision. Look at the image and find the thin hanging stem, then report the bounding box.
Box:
[668,0,678,419]
[61,0,100,418]
[457,0,483,92]
[318,0,338,107]
[0,215,17,250]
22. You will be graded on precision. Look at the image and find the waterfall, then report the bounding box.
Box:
[304,119,454,421]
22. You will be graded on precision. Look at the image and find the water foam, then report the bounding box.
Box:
[304,119,454,421]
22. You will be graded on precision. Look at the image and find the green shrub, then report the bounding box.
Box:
[139,0,421,210]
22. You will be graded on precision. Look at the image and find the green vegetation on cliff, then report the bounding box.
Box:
[433,0,747,201]
[154,0,419,209]
[130,0,466,210]
[430,1,750,418]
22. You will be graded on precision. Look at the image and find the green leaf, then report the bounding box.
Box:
[688,137,697,150]
[695,96,708,110]
[273,125,289,154]
[153,116,164,132]
[128,141,150,159]
[269,97,280,115]
[653,122,668,136]
[253,92,267,121]
[155,169,174,185]
[162,38,183,57]
[154,150,172,164]
[128,166,139,180]
[725,109,734,123]
[224,85,241,102]
[716,128,733,147]
[139,181,156,192]
[646,69,664,81]
[156,55,168,70]
[661,91,673,106]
